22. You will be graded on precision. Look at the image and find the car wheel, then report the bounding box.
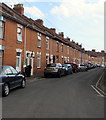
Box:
[58,71,61,78]
[21,79,26,88]
[3,83,10,96]
[64,70,67,75]
[44,74,48,78]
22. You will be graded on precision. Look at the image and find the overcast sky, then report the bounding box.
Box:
[1,0,105,52]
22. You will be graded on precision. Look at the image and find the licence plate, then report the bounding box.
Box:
[47,68,53,70]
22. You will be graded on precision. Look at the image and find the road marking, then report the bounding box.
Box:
[91,85,104,97]
[96,72,104,88]
[95,71,106,96]
[96,86,106,96]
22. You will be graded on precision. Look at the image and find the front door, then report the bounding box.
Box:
[30,58,34,76]
[16,52,21,72]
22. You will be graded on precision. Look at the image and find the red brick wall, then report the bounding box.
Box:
[2,18,104,75]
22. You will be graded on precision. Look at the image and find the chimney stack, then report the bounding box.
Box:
[76,43,79,45]
[13,4,24,15]
[50,28,56,33]
[92,49,96,52]
[66,37,70,41]
[35,19,43,25]
[79,44,82,48]
[72,40,75,43]
[101,50,105,53]
[59,32,64,38]
[64,37,70,41]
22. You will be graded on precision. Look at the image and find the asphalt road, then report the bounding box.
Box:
[2,68,104,118]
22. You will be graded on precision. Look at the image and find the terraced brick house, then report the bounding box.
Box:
[0,3,105,75]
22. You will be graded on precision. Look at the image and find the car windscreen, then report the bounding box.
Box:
[80,64,85,66]
[46,64,56,67]
[62,64,69,67]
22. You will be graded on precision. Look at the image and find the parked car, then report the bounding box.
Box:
[84,63,91,70]
[96,64,101,67]
[44,63,65,77]
[0,66,26,96]
[78,64,88,71]
[66,63,78,73]
[62,64,73,75]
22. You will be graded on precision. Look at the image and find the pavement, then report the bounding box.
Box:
[26,73,44,82]
[95,67,106,96]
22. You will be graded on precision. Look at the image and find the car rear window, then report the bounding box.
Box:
[46,64,56,67]
[63,64,70,67]
[80,64,85,66]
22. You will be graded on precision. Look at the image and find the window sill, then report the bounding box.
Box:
[37,67,41,69]
[37,46,41,48]
[0,38,5,40]
[17,41,22,43]
[46,48,49,50]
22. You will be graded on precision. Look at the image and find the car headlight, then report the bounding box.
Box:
[66,68,68,70]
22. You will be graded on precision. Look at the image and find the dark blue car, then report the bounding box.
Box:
[62,64,73,75]
[0,66,26,96]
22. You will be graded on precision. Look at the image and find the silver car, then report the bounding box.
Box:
[44,63,65,77]
[78,64,88,71]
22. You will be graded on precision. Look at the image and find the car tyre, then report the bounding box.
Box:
[64,70,67,75]
[58,71,61,78]
[44,73,48,78]
[3,83,10,96]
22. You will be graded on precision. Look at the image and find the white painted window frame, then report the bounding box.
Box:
[17,24,23,42]
[37,33,41,48]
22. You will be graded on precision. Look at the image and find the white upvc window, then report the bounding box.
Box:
[37,33,41,48]
[64,57,67,63]
[0,20,4,39]
[67,57,69,62]
[50,55,53,64]
[46,53,49,64]
[46,37,49,50]
[37,52,41,68]
[17,24,22,42]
